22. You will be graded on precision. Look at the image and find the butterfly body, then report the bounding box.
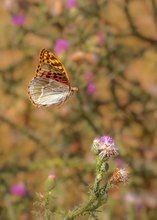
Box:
[28,49,78,107]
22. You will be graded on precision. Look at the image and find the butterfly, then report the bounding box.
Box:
[28,49,78,107]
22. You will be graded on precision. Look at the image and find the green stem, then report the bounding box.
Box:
[64,156,108,220]
[64,194,98,220]
[93,156,104,191]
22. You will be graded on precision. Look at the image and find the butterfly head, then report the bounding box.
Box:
[71,87,78,94]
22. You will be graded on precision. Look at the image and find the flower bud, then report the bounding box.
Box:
[99,162,109,172]
[45,173,56,192]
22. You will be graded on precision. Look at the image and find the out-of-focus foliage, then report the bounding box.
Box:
[0,0,157,219]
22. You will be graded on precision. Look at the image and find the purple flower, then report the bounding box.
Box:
[92,135,119,158]
[87,82,96,95]
[136,203,144,211]
[10,183,28,197]
[98,136,114,145]
[54,39,70,54]
[66,0,77,9]
[12,15,25,26]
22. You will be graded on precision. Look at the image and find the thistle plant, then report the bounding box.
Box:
[33,173,57,219]
[34,135,128,220]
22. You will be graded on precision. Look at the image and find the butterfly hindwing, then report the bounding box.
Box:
[29,77,70,107]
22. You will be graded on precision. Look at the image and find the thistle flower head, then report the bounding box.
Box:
[12,15,25,26]
[54,39,70,54]
[66,0,77,9]
[92,135,119,159]
[110,168,129,184]
[10,183,28,197]
[87,82,96,95]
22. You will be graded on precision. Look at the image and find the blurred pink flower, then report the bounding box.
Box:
[97,32,105,46]
[10,183,28,197]
[48,173,56,180]
[136,203,144,211]
[115,158,125,167]
[87,82,96,95]
[123,192,143,208]
[66,0,77,9]
[12,15,25,26]
[3,0,14,11]
[54,39,70,54]
[84,71,93,81]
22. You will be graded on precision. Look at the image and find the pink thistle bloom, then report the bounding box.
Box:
[66,0,77,9]
[48,173,56,180]
[84,71,93,81]
[92,135,119,158]
[10,183,28,197]
[54,39,70,54]
[12,15,25,26]
[98,136,114,145]
[87,82,96,95]
[45,173,56,191]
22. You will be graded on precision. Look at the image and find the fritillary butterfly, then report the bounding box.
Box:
[28,49,78,107]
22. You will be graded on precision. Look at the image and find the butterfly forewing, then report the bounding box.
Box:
[38,49,70,86]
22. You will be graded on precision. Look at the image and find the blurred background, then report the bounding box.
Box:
[0,0,157,219]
